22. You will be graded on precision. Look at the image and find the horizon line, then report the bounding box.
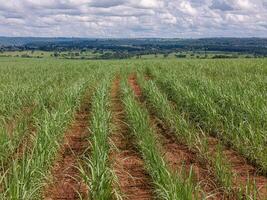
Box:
[1,36,267,39]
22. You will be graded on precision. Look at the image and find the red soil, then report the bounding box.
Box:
[128,74,226,199]
[142,73,267,199]
[43,90,91,200]
[153,119,227,199]
[128,74,142,98]
[207,137,267,199]
[110,77,155,200]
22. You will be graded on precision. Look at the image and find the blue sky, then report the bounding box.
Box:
[0,0,266,38]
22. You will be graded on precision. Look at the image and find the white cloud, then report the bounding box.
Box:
[159,12,177,24]
[234,0,256,10]
[179,1,197,16]
[0,0,266,37]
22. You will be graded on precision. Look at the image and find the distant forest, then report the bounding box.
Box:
[1,37,267,59]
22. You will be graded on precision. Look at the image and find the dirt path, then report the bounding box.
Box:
[128,74,226,199]
[43,89,91,200]
[110,77,154,200]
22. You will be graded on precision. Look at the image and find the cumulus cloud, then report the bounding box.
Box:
[0,0,266,37]
[210,0,233,11]
[179,1,198,16]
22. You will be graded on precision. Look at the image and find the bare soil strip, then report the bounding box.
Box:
[128,74,143,99]
[43,90,91,200]
[128,74,226,199]
[143,73,267,199]
[207,137,267,199]
[153,119,228,199]
[110,77,155,200]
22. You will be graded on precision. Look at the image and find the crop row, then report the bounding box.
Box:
[0,58,266,199]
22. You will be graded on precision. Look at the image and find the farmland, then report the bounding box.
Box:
[0,57,267,200]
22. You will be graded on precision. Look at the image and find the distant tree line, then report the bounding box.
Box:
[1,38,267,59]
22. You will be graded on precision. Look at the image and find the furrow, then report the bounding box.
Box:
[144,74,267,199]
[110,77,154,200]
[207,137,267,199]
[43,89,91,200]
[129,73,226,199]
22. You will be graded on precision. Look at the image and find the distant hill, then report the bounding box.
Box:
[0,37,92,46]
[1,37,267,55]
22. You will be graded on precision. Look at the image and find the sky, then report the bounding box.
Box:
[0,0,266,38]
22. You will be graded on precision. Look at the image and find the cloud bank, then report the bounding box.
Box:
[0,0,266,37]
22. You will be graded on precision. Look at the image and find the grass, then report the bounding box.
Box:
[80,77,121,200]
[0,57,266,199]
[138,75,231,195]
[122,78,196,200]
[0,79,88,199]
[0,58,109,199]
[146,61,267,174]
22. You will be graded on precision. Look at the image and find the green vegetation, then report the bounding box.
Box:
[0,57,266,200]
[137,75,236,196]
[147,60,267,173]
[122,79,196,200]
[1,37,267,59]
[0,50,261,60]
[82,78,116,199]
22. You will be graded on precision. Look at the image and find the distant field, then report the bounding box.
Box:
[0,57,266,199]
[0,50,99,59]
[0,50,257,60]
